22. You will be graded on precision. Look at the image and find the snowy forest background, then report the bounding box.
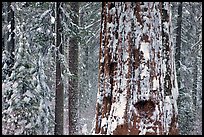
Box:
[2,2,202,135]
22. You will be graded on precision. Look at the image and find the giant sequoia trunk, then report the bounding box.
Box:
[94,2,179,135]
[55,2,64,135]
[68,2,79,135]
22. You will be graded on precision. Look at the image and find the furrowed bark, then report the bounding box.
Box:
[94,2,179,135]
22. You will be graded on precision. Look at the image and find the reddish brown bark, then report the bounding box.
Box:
[94,2,178,135]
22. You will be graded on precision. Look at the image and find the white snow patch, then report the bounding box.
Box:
[112,38,118,54]
[40,9,51,20]
[120,78,127,91]
[152,77,159,90]
[156,125,159,135]
[7,34,12,41]
[172,61,179,101]
[19,66,25,72]
[114,94,126,118]
[100,56,104,63]
[46,29,51,35]
[7,24,11,30]
[107,92,127,134]
[107,119,117,135]
[146,128,155,133]
[101,117,107,128]
[51,16,55,24]
[140,42,150,60]
[184,9,190,15]
[37,27,42,32]
[163,96,173,134]
[81,124,88,134]
[52,32,56,37]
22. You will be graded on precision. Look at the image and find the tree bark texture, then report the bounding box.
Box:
[68,2,79,135]
[6,2,15,77]
[55,2,64,135]
[94,2,179,135]
[175,2,182,91]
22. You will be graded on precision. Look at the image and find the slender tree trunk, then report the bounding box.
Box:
[161,2,179,134]
[6,2,15,77]
[68,2,79,135]
[192,55,198,108]
[174,2,184,135]
[2,2,5,51]
[55,2,64,135]
[94,2,178,135]
[175,2,182,92]
[192,4,198,110]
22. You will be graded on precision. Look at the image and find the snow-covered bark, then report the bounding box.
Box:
[161,2,179,134]
[2,2,15,80]
[93,2,179,135]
